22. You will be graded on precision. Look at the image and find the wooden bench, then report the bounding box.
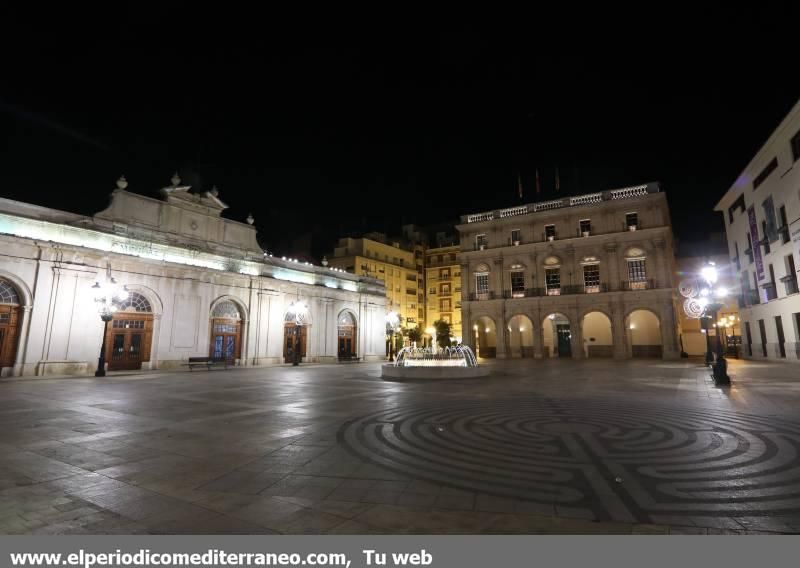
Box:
[187,357,233,371]
[337,354,361,363]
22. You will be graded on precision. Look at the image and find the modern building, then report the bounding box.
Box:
[326,231,424,329]
[714,99,800,362]
[456,182,680,359]
[424,243,462,338]
[0,175,386,377]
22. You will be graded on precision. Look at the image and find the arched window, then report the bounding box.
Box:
[0,279,20,305]
[115,292,152,313]
[509,264,526,298]
[212,300,242,319]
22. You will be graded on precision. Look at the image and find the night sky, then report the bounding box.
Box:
[2,20,798,260]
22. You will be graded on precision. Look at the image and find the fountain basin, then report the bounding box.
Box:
[381,363,490,380]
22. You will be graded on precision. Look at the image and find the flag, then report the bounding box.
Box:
[535,168,541,194]
[555,166,560,192]
[517,173,523,199]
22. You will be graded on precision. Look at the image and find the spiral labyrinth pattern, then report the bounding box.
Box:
[339,399,800,523]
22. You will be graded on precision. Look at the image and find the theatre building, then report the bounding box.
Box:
[0,176,386,377]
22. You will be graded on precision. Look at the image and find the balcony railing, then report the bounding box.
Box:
[620,278,656,291]
[738,289,761,308]
[468,291,497,301]
[781,275,799,296]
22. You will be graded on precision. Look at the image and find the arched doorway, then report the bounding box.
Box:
[626,309,662,358]
[543,313,571,358]
[283,304,311,363]
[209,299,243,362]
[582,311,613,358]
[473,316,497,358]
[105,292,154,371]
[0,278,22,370]
[338,311,357,359]
[507,314,534,358]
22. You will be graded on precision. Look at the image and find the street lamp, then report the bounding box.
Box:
[700,260,730,385]
[385,311,399,361]
[286,300,307,366]
[92,277,128,377]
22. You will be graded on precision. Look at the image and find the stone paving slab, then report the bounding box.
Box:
[0,358,798,534]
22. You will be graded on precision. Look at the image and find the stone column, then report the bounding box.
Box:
[604,242,619,290]
[660,299,680,359]
[493,258,504,298]
[495,308,508,359]
[570,307,584,359]
[611,301,627,359]
[532,306,543,359]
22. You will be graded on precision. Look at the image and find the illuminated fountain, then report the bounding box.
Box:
[381,345,489,380]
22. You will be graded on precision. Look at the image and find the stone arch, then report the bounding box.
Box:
[337,309,358,358]
[581,310,613,358]
[506,313,534,358]
[0,275,26,372]
[0,270,32,307]
[542,312,572,358]
[471,315,497,358]
[209,296,247,362]
[121,284,163,316]
[625,308,662,358]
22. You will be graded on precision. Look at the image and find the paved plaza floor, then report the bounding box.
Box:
[1,358,800,534]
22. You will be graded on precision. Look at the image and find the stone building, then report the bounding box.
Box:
[0,175,386,377]
[456,182,680,359]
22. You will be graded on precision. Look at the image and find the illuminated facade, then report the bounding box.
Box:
[457,183,680,359]
[326,235,422,329]
[424,245,462,336]
[714,99,800,362]
[0,176,386,377]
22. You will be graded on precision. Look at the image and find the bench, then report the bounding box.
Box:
[187,357,233,371]
[337,354,361,363]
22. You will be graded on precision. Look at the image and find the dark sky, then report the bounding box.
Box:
[2,19,798,260]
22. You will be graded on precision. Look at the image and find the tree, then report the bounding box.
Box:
[434,319,452,348]
[407,327,422,345]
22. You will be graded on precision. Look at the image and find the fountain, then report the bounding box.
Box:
[381,345,489,380]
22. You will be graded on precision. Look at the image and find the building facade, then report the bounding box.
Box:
[714,99,800,362]
[326,234,423,329]
[0,176,386,377]
[456,183,680,359]
[424,244,462,336]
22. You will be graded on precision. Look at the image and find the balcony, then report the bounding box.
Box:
[781,275,799,295]
[621,278,656,291]
[738,289,761,307]
[468,291,497,301]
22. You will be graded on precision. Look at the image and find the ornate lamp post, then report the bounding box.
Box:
[699,261,730,385]
[287,300,307,366]
[385,311,399,361]
[92,277,128,377]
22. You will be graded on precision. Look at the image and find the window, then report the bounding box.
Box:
[440,269,450,279]
[511,229,521,244]
[779,205,790,244]
[753,157,778,190]
[792,129,800,162]
[734,242,741,271]
[627,259,647,289]
[583,264,600,293]
[765,264,778,301]
[745,232,754,263]
[476,234,488,249]
[475,273,489,298]
[784,254,799,295]
[510,270,525,298]
[762,221,771,254]
[727,195,745,224]
[440,299,451,311]
[545,268,561,295]
[440,283,451,295]
[545,225,556,240]
[626,212,638,230]
[580,219,591,236]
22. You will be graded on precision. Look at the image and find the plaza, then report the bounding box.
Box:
[0,358,799,534]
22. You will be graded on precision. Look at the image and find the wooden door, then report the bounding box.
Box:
[209,318,241,362]
[105,314,153,371]
[0,305,21,369]
[338,324,356,357]
[283,324,307,363]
